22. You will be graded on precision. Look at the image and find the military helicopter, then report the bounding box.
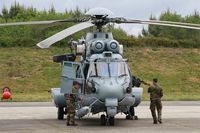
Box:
[1,7,200,126]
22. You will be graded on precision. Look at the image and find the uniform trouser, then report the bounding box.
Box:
[66,100,76,125]
[66,112,75,124]
[150,99,162,122]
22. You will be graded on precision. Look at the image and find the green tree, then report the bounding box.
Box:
[49,4,56,14]
[185,10,200,41]
[2,6,9,22]
[72,6,82,18]
[159,10,184,39]
[9,2,21,18]
[148,15,161,37]
[141,27,149,36]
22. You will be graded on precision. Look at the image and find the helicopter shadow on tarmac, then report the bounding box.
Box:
[75,116,150,127]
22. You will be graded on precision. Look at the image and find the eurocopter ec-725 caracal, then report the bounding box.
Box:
[1,7,200,126]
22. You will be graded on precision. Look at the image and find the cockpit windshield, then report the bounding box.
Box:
[88,61,129,77]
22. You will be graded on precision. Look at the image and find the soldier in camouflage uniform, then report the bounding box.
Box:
[65,81,81,126]
[148,78,163,124]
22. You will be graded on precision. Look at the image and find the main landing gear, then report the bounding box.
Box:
[125,106,138,120]
[57,107,67,120]
[57,107,64,120]
[100,114,115,126]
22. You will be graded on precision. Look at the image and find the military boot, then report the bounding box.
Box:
[153,116,157,124]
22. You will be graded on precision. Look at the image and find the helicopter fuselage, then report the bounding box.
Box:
[51,32,143,122]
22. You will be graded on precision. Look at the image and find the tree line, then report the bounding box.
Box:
[143,10,200,40]
[119,10,200,48]
[0,2,200,48]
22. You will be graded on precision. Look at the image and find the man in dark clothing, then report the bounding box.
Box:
[148,78,163,124]
[65,81,81,126]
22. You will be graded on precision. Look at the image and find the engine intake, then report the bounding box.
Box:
[91,40,105,53]
[106,40,119,53]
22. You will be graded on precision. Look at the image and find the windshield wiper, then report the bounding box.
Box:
[89,75,101,77]
[108,63,111,77]
[94,63,98,77]
[118,74,128,78]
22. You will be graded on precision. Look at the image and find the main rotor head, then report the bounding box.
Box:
[85,7,114,31]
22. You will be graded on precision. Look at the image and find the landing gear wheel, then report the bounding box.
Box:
[64,108,67,115]
[134,115,138,120]
[130,106,138,120]
[125,106,138,120]
[126,115,133,120]
[57,107,64,120]
[100,114,106,125]
[130,106,135,116]
[109,116,115,126]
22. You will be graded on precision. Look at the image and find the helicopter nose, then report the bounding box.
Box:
[97,79,124,100]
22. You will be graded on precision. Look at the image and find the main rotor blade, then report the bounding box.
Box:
[114,18,200,30]
[37,21,94,48]
[140,20,200,30]
[149,20,200,27]
[0,18,88,27]
[0,20,62,26]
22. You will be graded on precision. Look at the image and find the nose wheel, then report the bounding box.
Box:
[100,114,106,125]
[100,114,115,126]
[109,116,115,126]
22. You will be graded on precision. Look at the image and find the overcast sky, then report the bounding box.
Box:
[0,0,200,35]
